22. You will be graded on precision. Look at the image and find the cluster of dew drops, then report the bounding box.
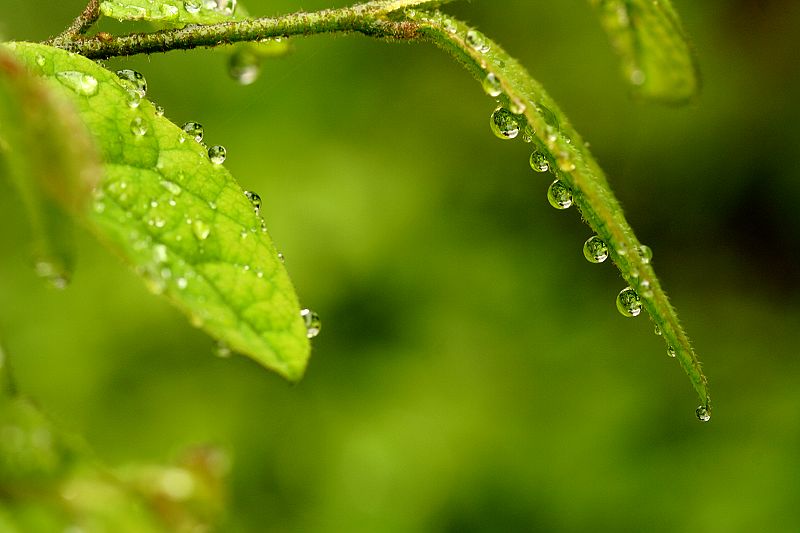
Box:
[51,61,321,349]
[464,24,709,421]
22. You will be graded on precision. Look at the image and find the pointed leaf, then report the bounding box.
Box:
[5,42,310,381]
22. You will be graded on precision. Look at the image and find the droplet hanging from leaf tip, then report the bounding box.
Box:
[482,72,502,97]
[696,405,711,422]
[229,49,261,86]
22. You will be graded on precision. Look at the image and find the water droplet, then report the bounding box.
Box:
[193,220,211,240]
[536,103,560,142]
[34,261,69,289]
[153,244,168,263]
[244,190,261,212]
[277,252,285,263]
[583,236,608,263]
[547,180,573,210]
[638,279,653,299]
[176,277,188,289]
[508,97,527,115]
[161,4,179,16]
[638,245,653,264]
[529,151,550,173]
[300,308,321,339]
[130,116,148,137]
[160,180,182,195]
[667,345,676,358]
[184,0,202,13]
[490,107,520,140]
[695,405,711,422]
[155,105,165,117]
[214,341,232,358]
[616,286,642,318]
[228,48,261,85]
[482,72,502,97]
[116,69,147,97]
[214,0,237,15]
[208,145,226,164]
[654,324,662,336]
[465,30,490,53]
[56,71,98,96]
[442,17,457,34]
[126,89,141,108]
[35,54,46,67]
[181,122,204,143]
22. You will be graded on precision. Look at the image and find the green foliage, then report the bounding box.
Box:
[4,42,311,381]
[100,0,240,24]
[589,0,699,101]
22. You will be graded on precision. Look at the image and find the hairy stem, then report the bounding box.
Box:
[54,0,101,42]
[49,4,421,59]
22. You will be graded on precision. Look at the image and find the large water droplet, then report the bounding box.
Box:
[116,69,147,97]
[56,71,98,96]
[208,145,226,164]
[181,122,204,143]
[616,286,642,318]
[301,308,321,339]
[490,107,520,140]
[583,236,608,263]
[529,151,550,173]
[228,48,261,85]
[695,406,711,422]
[482,72,502,97]
[547,180,573,209]
[130,116,148,137]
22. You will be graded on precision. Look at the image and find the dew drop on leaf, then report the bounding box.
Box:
[300,308,321,339]
[208,145,226,164]
[244,190,261,212]
[583,236,608,263]
[181,122,204,143]
[126,89,141,109]
[465,30,489,53]
[616,286,642,318]
[696,405,711,422]
[482,72,502,97]
[489,107,520,140]
[547,179,573,210]
[228,48,261,85]
[529,151,550,173]
[116,69,147,97]
[55,71,98,96]
[654,324,662,336]
[638,244,653,264]
[130,116,148,137]
[155,105,165,117]
[667,345,676,358]
[192,220,211,241]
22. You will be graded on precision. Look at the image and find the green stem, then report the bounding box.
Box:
[49,4,422,59]
[54,0,101,42]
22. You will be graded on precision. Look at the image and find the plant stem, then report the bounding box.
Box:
[54,0,101,42]
[49,5,420,60]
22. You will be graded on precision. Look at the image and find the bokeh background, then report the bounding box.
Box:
[2,0,800,531]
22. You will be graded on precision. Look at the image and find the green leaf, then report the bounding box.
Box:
[0,47,101,288]
[588,0,699,102]
[5,42,310,381]
[99,0,241,25]
[410,11,710,412]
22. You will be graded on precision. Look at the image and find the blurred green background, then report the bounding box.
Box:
[2,0,800,531]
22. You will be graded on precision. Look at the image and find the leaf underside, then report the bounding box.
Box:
[409,10,710,409]
[588,0,699,102]
[4,42,310,381]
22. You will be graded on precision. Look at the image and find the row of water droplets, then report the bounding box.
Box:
[54,62,321,344]
[461,21,709,421]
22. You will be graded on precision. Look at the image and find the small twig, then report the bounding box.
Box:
[54,0,101,42]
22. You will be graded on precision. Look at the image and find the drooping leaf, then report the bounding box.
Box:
[588,0,699,101]
[5,42,310,381]
[409,11,710,412]
[0,47,101,287]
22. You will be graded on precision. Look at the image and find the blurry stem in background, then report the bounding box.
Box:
[47,3,425,58]
[54,0,101,42]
